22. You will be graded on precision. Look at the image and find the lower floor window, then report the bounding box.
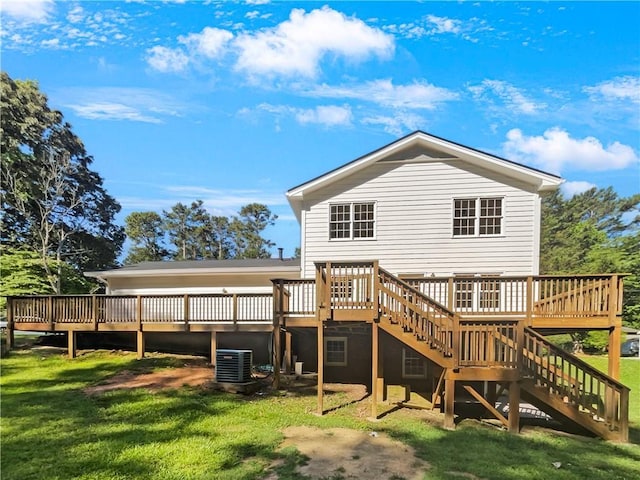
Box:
[324,337,348,366]
[402,348,426,378]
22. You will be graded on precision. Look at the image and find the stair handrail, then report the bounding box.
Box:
[377,266,458,358]
[522,327,629,438]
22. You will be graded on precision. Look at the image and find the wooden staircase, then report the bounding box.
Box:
[316,261,630,442]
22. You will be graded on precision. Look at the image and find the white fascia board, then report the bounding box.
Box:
[88,266,301,280]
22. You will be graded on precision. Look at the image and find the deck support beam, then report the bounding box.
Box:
[284,331,292,374]
[5,298,15,351]
[210,331,217,367]
[136,331,145,360]
[608,275,621,381]
[67,331,76,359]
[371,322,383,418]
[273,325,281,389]
[508,381,520,434]
[443,378,455,430]
[317,322,324,415]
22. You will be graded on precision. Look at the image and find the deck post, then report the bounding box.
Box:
[442,378,456,430]
[284,331,292,374]
[183,294,190,332]
[136,295,144,359]
[371,321,380,418]
[67,331,76,359]
[607,275,621,381]
[6,298,15,351]
[136,331,145,360]
[508,381,520,434]
[210,331,217,367]
[317,321,324,415]
[273,323,281,389]
[525,276,533,328]
[92,295,98,331]
[315,264,326,415]
[443,378,455,429]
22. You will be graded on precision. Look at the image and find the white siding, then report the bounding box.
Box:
[300,158,540,278]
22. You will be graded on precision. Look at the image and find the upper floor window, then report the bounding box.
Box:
[329,202,375,240]
[453,198,502,237]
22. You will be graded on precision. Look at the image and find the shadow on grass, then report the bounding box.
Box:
[376,416,640,480]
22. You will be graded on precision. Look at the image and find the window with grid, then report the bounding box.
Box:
[453,197,502,236]
[329,202,375,240]
[329,204,351,239]
[402,348,427,378]
[479,198,502,235]
[479,280,501,310]
[453,199,476,236]
[324,337,347,366]
[455,281,474,309]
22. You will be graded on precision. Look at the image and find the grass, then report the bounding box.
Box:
[1,344,639,480]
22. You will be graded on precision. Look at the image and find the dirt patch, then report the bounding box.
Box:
[268,426,430,480]
[84,365,214,395]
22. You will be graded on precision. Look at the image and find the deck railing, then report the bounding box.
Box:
[403,274,623,319]
[523,328,629,440]
[9,293,274,327]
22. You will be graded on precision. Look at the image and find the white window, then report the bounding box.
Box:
[453,198,502,237]
[324,337,347,366]
[402,348,426,378]
[329,202,375,240]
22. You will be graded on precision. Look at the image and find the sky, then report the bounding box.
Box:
[2,0,639,260]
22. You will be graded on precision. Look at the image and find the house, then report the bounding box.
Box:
[6,131,630,441]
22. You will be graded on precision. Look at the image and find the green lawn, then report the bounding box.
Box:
[1,345,639,480]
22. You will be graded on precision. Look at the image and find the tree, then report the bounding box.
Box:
[124,202,278,262]
[0,72,123,292]
[205,215,235,260]
[124,212,168,264]
[540,187,640,334]
[231,203,278,259]
[0,248,93,311]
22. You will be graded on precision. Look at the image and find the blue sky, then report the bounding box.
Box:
[2,0,639,259]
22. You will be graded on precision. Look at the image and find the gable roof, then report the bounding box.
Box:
[286,130,563,221]
[86,258,301,280]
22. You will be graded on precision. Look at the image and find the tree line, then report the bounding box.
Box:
[0,71,638,335]
[124,201,277,264]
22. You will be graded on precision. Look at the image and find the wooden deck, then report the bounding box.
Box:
[4,261,630,441]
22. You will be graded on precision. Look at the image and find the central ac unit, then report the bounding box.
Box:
[215,349,253,383]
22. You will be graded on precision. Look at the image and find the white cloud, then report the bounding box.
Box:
[469,80,545,115]
[503,127,639,174]
[146,45,190,73]
[295,105,352,126]
[560,181,596,198]
[245,0,270,5]
[65,102,163,123]
[66,5,84,23]
[178,26,233,59]
[60,87,188,123]
[384,14,490,41]
[234,6,394,78]
[305,79,458,110]
[584,76,640,104]
[41,38,60,48]
[362,112,425,136]
[426,15,462,34]
[1,0,54,23]
[245,10,260,20]
[253,103,352,128]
